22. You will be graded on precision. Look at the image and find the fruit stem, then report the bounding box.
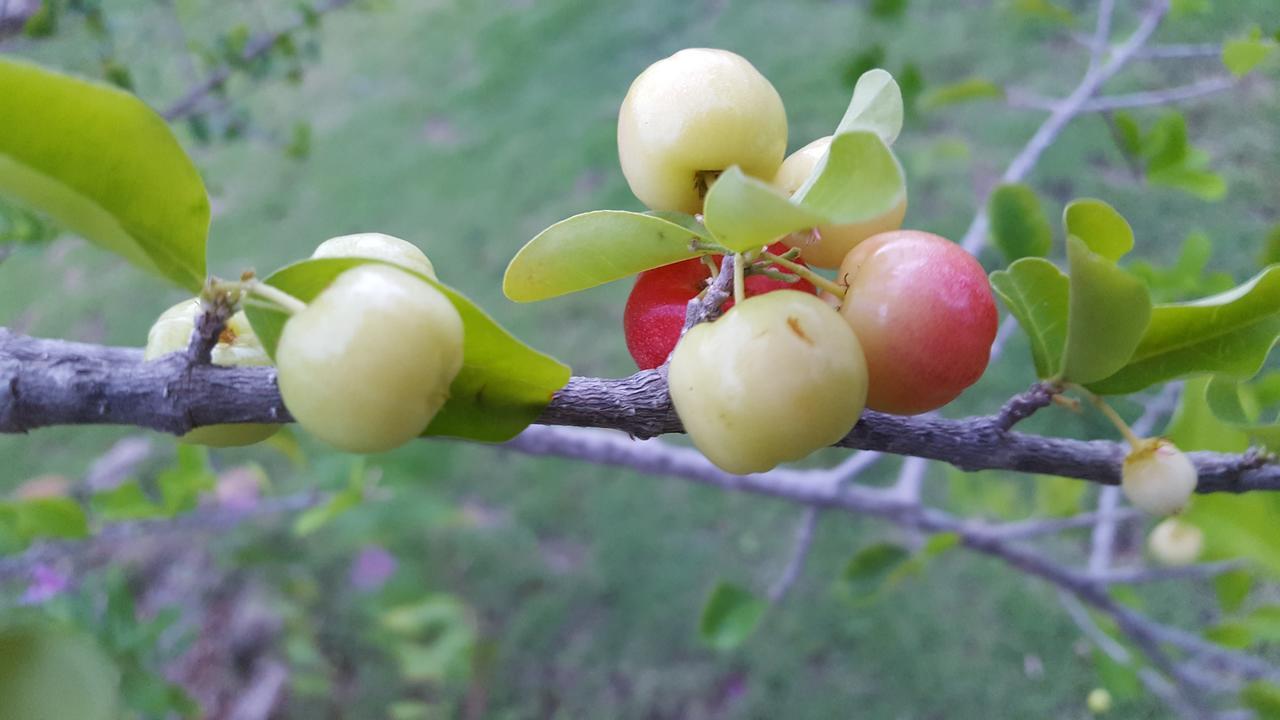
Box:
[246,280,307,316]
[700,254,721,279]
[758,251,846,298]
[1074,384,1143,449]
[733,252,745,306]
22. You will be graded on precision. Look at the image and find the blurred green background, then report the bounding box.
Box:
[1,0,1278,717]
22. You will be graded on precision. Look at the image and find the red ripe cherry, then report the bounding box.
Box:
[623,243,817,370]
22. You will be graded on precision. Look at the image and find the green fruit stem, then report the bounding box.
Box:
[759,250,846,298]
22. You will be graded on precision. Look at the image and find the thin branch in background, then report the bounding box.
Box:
[1088,0,1117,73]
[767,507,820,602]
[161,0,357,122]
[1136,43,1223,60]
[1079,76,1238,112]
[962,0,1172,255]
[984,509,1143,541]
[1095,560,1244,586]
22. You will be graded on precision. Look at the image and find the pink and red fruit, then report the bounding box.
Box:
[837,230,997,415]
[623,244,816,370]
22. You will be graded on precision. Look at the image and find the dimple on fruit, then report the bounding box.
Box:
[1121,438,1198,515]
[275,263,464,454]
[617,48,788,214]
[668,291,868,475]
[145,299,280,447]
[772,135,908,269]
[837,230,997,415]
[311,232,437,280]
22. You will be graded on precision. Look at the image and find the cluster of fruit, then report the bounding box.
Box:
[145,233,461,454]
[615,48,997,473]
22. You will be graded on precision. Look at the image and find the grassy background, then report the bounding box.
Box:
[2,0,1278,717]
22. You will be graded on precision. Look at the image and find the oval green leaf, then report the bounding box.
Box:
[989,257,1069,379]
[919,77,1004,111]
[1062,236,1152,385]
[502,210,706,302]
[1204,374,1280,451]
[0,57,208,290]
[836,68,904,145]
[794,130,906,225]
[703,166,827,252]
[244,257,571,442]
[989,183,1052,263]
[699,582,766,651]
[1088,266,1280,394]
[1063,199,1133,262]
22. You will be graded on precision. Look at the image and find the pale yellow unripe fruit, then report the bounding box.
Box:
[1121,439,1198,515]
[1147,517,1204,566]
[1087,688,1113,715]
[617,48,788,214]
[275,264,463,454]
[772,136,907,268]
[311,233,437,280]
[668,291,868,474]
[145,299,279,447]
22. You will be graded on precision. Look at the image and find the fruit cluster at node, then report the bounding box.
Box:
[617,48,997,472]
[143,233,462,454]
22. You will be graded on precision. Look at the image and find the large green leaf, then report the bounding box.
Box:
[988,183,1052,263]
[1061,236,1151,385]
[702,167,826,252]
[989,258,1069,379]
[835,68,903,145]
[793,131,906,224]
[1203,375,1280,451]
[1184,493,1280,578]
[0,57,208,290]
[245,258,571,442]
[502,210,705,302]
[1089,266,1280,394]
[1165,377,1250,454]
[1223,27,1277,77]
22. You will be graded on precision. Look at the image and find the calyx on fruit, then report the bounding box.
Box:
[311,232,437,280]
[668,290,868,474]
[145,298,279,447]
[623,243,816,370]
[837,230,997,415]
[772,135,908,268]
[617,48,788,214]
[1121,438,1197,515]
[275,263,464,454]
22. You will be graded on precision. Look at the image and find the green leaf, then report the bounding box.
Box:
[502,210,705,302]
[1169,0,1209,18]
[1128,232,1234,303]
[989,258,1069,379]
[1258,223,1280,269]
[698,582,766,651]
[1214,569,1253,613]
[835,69,904,145]
[794,131,906,225]
[0,58,209,291]
[293,459,366,536]
[841,542,911,602]
[0,497,89,542]
[1112,111,1143,157]
[247,257,570,442]
[1183,494,1280,578]
[1009,0,1074,24]
[1088,267,1280,395]
[382,595,476,683]
[868,0,908,20]
[1243,681,1280,719]
[1142,113,1189,175]
[922,532,960,557]
[703,167,826,252]
[1237,605,1280,643]
[1063,199,1133,262]
[1035,474,1087,517]
[1204,375,1280,451]
[91,482,165,521]
[1205,622,1253,649]
[0,625,120,720]
[1148,164,1227,202]
[1093,648,1141,701]
[919,77,1004,111]
[1062,236,1152,384]
[1165,377,1250,454]
[988,183,1052,262]
[1223,27,1278,77]
[22,0,58,37]
[157,445,215,514]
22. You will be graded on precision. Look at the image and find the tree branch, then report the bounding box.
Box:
[3,328,1278,491]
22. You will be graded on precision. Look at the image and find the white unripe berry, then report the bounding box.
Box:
[1147,517,1204,566]
[1121,439,1197,515]
[1087,688,1113,715]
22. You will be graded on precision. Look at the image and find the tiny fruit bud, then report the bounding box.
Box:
[1147,516,1204,566]
[145,299,279,447]
[275,264,463,454]
[1087,688,1112,715]
[668,291,868,474]
[311,232,437,280]
[1121,439,1198,516]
